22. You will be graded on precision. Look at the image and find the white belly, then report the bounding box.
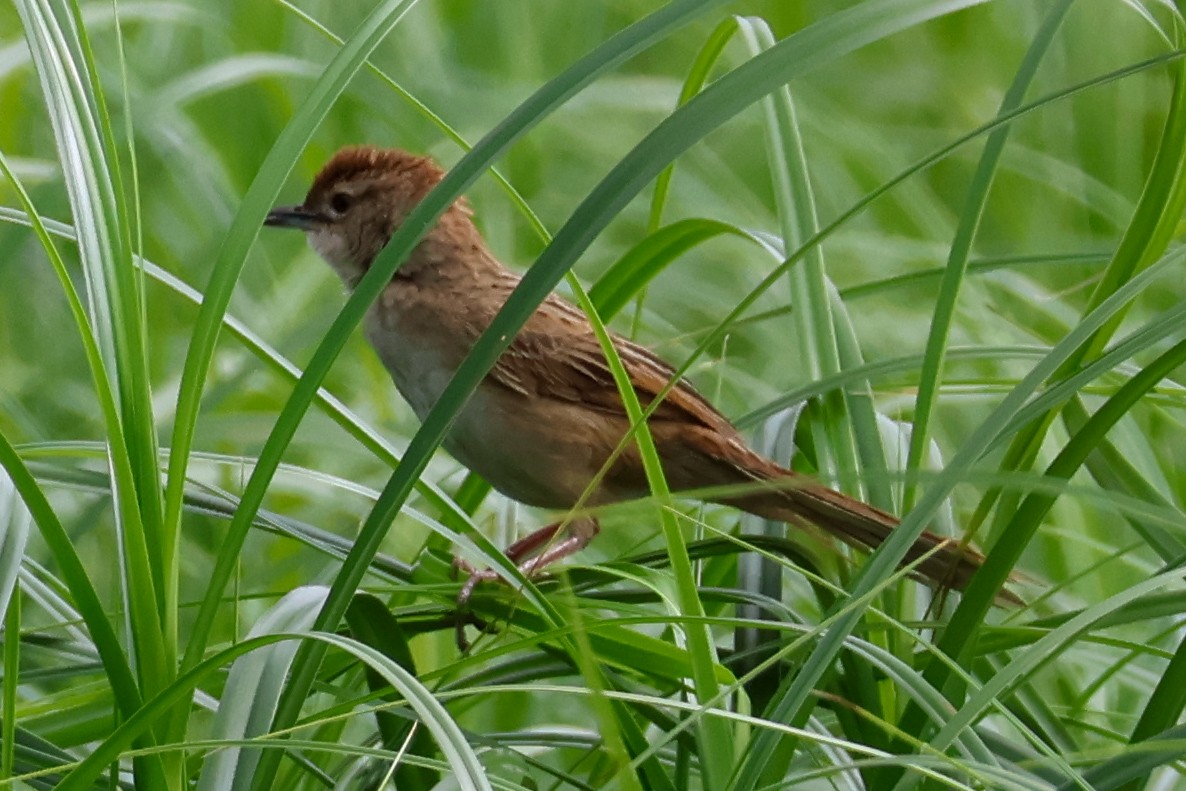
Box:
[364,308,590,508]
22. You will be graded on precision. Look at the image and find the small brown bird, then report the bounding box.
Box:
[265,145,992,611]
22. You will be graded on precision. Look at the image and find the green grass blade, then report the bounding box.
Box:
[1119,635,1186,790]
[170,0,428,672]
[197,587,329,791]
[730,244,1183,790]
[903,0,1073,511]
[0,431,139,721]
[589,218,775,320]
[567,275,729,789]
[56,631,492,791]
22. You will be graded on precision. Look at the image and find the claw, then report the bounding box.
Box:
[453,560,500,650]
[451,517,601,651]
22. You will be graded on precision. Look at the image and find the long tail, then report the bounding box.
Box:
[710,453,1008,600]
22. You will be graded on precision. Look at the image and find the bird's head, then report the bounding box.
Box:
[265,145,469,286]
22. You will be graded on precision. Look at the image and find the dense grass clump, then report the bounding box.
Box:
[1,0,1185,789]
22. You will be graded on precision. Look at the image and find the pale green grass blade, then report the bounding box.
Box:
[56,630,492,791]
[343,593,440,790]
[14,0,169,719]
[0,469,30,631]
[198,586,328,791]
[991,284,1186,448]
[735,13,837,390]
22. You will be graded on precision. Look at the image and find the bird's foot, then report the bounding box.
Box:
[451,557,500,650]
[451,517,600,651]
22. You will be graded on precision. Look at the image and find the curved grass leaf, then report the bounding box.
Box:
[902,0,1075,513]
[56,630,492,791]
[198,586,329,791]
[589,218,777,320]
[172,0,428,674]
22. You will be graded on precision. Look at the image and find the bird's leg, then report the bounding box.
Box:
[453,517,600,649]
[453,517,600,601]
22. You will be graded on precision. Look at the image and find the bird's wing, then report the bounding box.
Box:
[488,306,734,434]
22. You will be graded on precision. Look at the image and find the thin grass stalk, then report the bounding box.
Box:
[968,11,1186,547]
[629,15,738,340]
[2,588,17,782]
[902,0,1073,514]
[568,276,727,789]
[175,0,428,676]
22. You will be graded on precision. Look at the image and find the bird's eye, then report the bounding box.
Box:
[330,192,352,214]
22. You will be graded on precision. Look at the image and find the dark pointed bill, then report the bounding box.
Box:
[264,205,324,231]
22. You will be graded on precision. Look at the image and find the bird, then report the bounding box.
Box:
[264,145,999,625]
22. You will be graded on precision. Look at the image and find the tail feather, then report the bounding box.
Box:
[785,483,982,590]
[664,424,1016,604]
[721,474,1013,603]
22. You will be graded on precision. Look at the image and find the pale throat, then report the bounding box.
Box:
[308,228,365,285]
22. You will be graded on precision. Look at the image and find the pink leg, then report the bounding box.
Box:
[454,518,600,649]
[504,521,568,563]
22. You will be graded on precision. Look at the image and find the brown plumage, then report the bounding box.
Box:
[265,145,1003,610]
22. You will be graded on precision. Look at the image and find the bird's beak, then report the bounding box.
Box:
[264,205,324,231]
